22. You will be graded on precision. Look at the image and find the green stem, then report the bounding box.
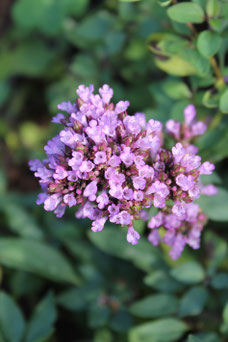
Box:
[209,111,223,129]
[210,56,225,87]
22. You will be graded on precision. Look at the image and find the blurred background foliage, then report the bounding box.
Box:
[0,0,228,341]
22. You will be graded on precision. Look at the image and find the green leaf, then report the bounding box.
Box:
[25,292,57,342]
[144,270,184,293]
[88,304,111,328]
[70,54,98,80]
[200,172,221,185]
[167,3,205,24]
[221,302,228,335]
[0,81,11,106]
[219,88,228,114]
[221,3,228,19]
[129,318,188,342]
[148,33,205,77]
[0,169,7,195]
[195,332,221,342]
[64,0,89,17]
[179,286,208,317]
[74,11,115,43]
[129,294,179,318]
[110,310,133,332]
[9,271,43,298]
[148,33,197,76]
[0,41,55,80]
[223,303,228,324]
[206,0,220,17]
[204,232,227,273]
[182,48,211,77]
[104,31,126,55]
[88,225,163,271]
[57,287,92,311]
[197,126,228,163]
[158,0,172,7]
[197,30,221,58]
[163,80,191,99]
[202,89,220,108]
[0,292,25,342]
[94,329,112,342]
[0,238,80,284]
[211,273,228,289]
[197,188,228,221]
[171,262,205,284]
[12,0,65,35]
[192,0,207,10]
[187,335,201,342]
[2,200,44,240]
[47,75,78,113]
[155,55,196,76]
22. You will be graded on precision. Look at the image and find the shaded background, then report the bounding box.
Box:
[0,0,228,341]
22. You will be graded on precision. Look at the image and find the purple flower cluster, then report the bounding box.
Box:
[29,85,217,259]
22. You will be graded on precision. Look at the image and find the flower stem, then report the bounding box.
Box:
[210,56,225,87]
[187,22,197,37]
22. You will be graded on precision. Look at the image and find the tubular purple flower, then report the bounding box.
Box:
[127,226,140,245]
[166,120,181,140]
[184,104,196,125]
[29,85,217,260]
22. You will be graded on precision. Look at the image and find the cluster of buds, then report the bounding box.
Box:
[29,85,217,259]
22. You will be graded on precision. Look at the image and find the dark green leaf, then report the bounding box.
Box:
[104,31,126,55]
[94,328,112,342]
[171,262,205,284]
[200,172,221,185]
[144,270,184,293]
[129,318,188,342]
[75,11,115,42]
[2,200,43,240]
[0,169,7,195]
[197,188,228,221]
[193,332,221,342]
[0,292,25,342]
[12,0,65,35]
[9,271,43,298]
[0,41,55,80]
[0,238,80,284]
[64,0,89,17]
[110,310,133,332]
[0,81,11,106]
[179,286,208,317]
[57,287,94,311]
[25,292,57,342]
[88,304,111,328]
[187,335,201,342]
[211,273,228,289]
[204,232,228,273]
[88,225,163,271]
[130,294,178,318]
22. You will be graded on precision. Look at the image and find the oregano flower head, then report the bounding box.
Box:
[29,84,216,259]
